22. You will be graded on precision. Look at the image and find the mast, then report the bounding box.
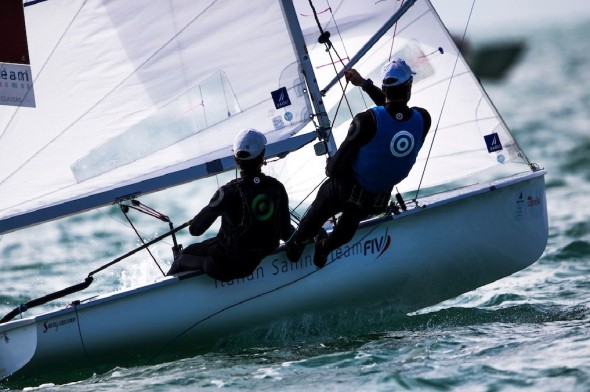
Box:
[279,0,337,156]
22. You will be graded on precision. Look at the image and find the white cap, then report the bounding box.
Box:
[380,58,416,87]
[233,128,267,160]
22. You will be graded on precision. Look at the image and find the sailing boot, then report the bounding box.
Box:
[285,238,305,262]
[287,228,328,262]
[313,239,330,268]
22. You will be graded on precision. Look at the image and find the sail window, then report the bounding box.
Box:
[71,71,241,182]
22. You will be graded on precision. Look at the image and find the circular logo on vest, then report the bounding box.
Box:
[251,194,275,221]
[390,131,415,157]
[253,176,260,184]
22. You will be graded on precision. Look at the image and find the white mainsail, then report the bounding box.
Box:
[0,0,316,234]
[0,0,532,234]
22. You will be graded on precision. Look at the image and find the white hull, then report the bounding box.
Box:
[0,171,548,385]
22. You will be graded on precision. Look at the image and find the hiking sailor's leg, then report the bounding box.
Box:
[287,178,340,261]
[166,241,209,275]
[294,178,341,242]
[322,207,366,251]
[314,207,367,268]
[166,253,207,275]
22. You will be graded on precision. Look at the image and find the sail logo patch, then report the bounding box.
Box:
[0,63,36,108]
[272,115,285,130]
[390,131,415,157]
[484,133,503,153]
[271,87,291,109]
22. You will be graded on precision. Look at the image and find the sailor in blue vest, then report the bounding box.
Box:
[167,128,295,281]
[286,58,431,268]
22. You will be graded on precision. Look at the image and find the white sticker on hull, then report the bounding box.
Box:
[42,317,77,333]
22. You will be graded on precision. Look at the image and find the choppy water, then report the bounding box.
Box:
[2,19,590,392]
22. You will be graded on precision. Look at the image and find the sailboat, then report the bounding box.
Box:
[0,0,547,386]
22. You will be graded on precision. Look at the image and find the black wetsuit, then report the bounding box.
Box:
[292,81,431,254]
[167,170,294,281]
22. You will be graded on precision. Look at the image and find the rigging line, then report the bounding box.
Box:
[73,304,99,374]
[95,207,174,247]
[325,0,352,67]
[306,1,355,143]
[388,0,405,61]
[327,0,377,111]
[326,79,352,140]
[289,207,302,225]
[128,200,170,222]
[121,207,166,276]
[291,176,328,213]
[88,220,191,277]
[0,0,88,147]
[309,0,351,66]
[325,49,354,129]
[307,0,325,35]
[413,0,476,202]
[309,0,352,75]
[320,0,418,96]
[1,277,94,323]
[0,0,221,188]
[290,215,301,227]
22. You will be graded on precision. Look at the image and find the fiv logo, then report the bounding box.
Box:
[364,226,392,260]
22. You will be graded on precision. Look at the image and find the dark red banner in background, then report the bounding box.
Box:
[0,0,30,64]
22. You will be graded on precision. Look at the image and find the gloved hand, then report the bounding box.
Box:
[344,69,365,87]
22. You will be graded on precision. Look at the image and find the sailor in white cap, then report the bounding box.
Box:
[167,128,294,281]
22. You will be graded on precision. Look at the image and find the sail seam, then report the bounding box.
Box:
[0,0,220,188]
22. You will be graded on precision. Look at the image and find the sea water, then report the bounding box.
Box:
[1,19,590,392]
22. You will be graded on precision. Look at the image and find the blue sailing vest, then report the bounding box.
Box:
[352,106,424,193]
